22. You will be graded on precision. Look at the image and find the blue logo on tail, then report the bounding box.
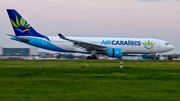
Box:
[11,16,31,33]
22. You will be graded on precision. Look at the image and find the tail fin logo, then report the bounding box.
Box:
[142,40,156,50]
[11,16,31,33]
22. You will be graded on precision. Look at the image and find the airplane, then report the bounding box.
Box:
[6,9,174,60]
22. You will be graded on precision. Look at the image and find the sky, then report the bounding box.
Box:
[0,0,180,53]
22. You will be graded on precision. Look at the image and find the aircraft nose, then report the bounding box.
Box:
[169,45,175,50]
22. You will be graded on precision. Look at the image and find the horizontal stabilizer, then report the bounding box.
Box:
[6,34,29,43]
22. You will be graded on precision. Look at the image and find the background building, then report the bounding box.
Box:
[3,48,29,56]
[0,46,2,55]
[0,46,38,57]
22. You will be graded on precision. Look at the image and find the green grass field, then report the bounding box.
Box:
[0,60,180,101]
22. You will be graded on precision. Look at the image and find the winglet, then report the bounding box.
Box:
[58,33,66,40]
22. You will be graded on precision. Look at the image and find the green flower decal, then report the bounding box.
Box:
[142,40,156,50]
[11,16,31,33]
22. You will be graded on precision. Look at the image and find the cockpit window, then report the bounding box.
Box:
[165,43,170,46]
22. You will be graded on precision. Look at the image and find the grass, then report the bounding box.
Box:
[0,60,180,101]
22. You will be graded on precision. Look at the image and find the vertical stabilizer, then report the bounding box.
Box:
[7,9,49,40]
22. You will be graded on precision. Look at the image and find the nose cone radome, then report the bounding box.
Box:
[169,45,175,51]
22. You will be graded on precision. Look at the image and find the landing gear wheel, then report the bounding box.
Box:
[92,55,97,60]
[86,55,97,60]
[87,56,92,60]
[153,53,158,60]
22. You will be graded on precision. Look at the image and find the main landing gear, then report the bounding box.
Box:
[86,50,98,60]
[86,55,98,60]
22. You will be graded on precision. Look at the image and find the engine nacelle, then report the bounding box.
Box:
[107,48,122,58]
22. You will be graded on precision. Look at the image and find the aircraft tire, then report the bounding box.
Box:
[92,55,97,60]
[86,55,97,60]
[87,56,92,59]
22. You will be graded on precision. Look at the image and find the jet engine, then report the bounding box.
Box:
[107,48,122,58]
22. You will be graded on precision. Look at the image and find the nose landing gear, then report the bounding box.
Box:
[153,53,159,60]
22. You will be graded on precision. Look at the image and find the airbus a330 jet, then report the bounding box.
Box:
[6,9,174,59]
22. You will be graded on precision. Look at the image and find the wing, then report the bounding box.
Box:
[58,33,107,51]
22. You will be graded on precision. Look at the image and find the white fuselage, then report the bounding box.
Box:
[48,36,174,54]
[7,9,175,57]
